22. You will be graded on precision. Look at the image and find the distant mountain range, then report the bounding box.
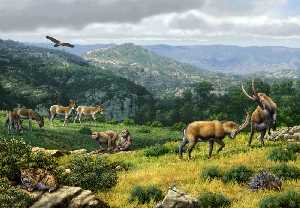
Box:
[27,42,300,79]
[83,43,234,96]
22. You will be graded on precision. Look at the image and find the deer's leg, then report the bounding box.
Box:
[74,113,78,123]
[179,136,189,158]
[259,129,267,147]
[215,139,225,153]
[50,113,55,125]
[107,139,112,152]
[187,139,197,160]
[248,122,255,147]
[92,113,96,121]
[28,118,32,131]
[208,140,214,159]
[78,113,82,124]
[63,114,68,126]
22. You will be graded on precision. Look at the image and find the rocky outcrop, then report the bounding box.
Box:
[156,187,199,208]
[32,147,67,157]
[266,126,300,142]
[30,186,109,208]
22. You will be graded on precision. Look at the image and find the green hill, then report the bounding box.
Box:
[0,39,153,121]
[84,43,231,96]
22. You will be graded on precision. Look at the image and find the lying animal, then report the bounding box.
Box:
[91,130,119,151]
[46,36,74,48]
[5,111,22,134]
[179,113,250,159]
[241,80,277,146]
[74,105,104,123]
[14,108,44,131]
[49,100,76,126]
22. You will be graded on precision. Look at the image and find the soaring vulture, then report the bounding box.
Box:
[46,36,74,48]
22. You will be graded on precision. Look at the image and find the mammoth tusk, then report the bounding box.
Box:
[241,83,255,101]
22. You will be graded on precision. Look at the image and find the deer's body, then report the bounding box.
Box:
[241,81,277,146]
[74,105,104,123]
[91,130,119,151]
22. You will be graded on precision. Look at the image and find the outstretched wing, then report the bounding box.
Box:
[46,36,60,44]
[61,42,74,48]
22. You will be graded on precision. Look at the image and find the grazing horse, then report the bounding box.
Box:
[5,111,22,134]
[74,105,104,123]
[15,108,44,131]
[49,100,76,126]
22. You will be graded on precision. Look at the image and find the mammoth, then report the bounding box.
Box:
[179,113,250,159]
[241,80,277,146]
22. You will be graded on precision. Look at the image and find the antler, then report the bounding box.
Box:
[238,112,250,132]
[241,83,256,101]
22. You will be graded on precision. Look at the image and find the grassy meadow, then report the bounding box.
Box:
[0,111,299,208]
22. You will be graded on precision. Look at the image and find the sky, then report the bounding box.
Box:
[1,0,300,47]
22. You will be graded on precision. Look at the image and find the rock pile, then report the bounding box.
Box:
[266,126,300,142]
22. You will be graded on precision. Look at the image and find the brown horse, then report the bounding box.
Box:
[74,105,104,123]
[15,108,44,131]
[49,100,76,126]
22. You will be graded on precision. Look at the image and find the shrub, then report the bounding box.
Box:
[123,118,135,126]
[171,122,186,131]
[201,166,223,180]
[62,155,117,192]
[110,161,135,171]
[27,152,58,171]
[0,138,31,181]
[151,121,163,128]
[78,127,92,135]
[271,163,300,180]
[198,192,231,208]
[287,143,300,153]
[0,178,33,208]
[267,148,297,162]
[138,127,151,134]
[259,191,300,208]
[144,145,170,157]
[129,185,163,204]
[107,119,118,124]
[248,171,282,191]
[223,165,253,184]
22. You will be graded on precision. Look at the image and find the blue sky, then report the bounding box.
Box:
[1,0,300,47]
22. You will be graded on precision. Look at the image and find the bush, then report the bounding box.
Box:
[107,119,118,124]
[62,155,117,192]
[27,152,58,171]
[78,127,92,135]
[201,166,223,180]
[123,118,135,126]
[0,178,33,208]
[138,127,151,134]
[144,145,170,157]
[129,185,163,204]
[151,121,163,128]
[110,161,135,171]
[287,143,300,153]
[267,148,297,162]
[271,163,300,180]
[223,165,253,184]
[198,192,231,208]
[259,191,300,208]
[248,171,282,191]
[171,122,186,131]
[0,138,31,181]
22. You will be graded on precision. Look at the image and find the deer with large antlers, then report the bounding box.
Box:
[241,80,277,146]
[179,113,250,159]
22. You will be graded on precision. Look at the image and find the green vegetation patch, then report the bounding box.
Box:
[259,190,300,208]
[128,185,163,204]
[201,166,223,180]
[197,192,231,208]
[271,163,300,180]
[223,165,254,184]
[267,147,297,162]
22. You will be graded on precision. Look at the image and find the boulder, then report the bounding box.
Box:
[265,126,300,142]
[30,186,109,208]
[156,187,199,208]
[31,147,67,157]
[70,149,88,155]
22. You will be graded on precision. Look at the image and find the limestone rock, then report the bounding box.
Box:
[265,126,300,142]
[156,188,199,208]
[31,147,67,157]
[70,149,88,155]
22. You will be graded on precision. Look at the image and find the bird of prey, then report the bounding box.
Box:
[46,36,74,48]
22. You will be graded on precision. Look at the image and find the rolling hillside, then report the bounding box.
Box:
[0,39,153,120]
[145,44,300,78]
[83,43,234,96]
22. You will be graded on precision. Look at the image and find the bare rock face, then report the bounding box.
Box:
[156,187,199,208]
[266,126,300,142]
[30,186,109,208]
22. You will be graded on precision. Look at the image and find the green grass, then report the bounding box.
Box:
[0,111,299,208]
